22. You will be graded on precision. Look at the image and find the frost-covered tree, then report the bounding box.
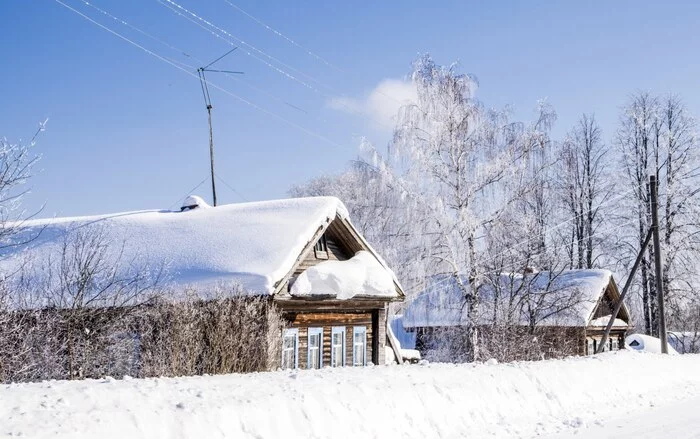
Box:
[615,93,700,335]
[558,114,610,270]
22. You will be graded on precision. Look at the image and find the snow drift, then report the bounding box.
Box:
[3,351,700,438]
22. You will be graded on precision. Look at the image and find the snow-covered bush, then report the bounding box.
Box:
[0,222,285,383]
[137,287,284,377]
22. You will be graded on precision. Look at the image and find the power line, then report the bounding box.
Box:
[79,0,193,60]
[81,0,310,115]
[53,0,349,152]
[155,0,403,131]
[220,0,343,73]
[158,0,322,94]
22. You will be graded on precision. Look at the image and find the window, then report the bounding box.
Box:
[331,327,346,367]
[586,338,595,355]
[281,328,298,369]
[314,235,329,259]
[611,337,619,351]
[353,326,367,366]
[307,327,323,369]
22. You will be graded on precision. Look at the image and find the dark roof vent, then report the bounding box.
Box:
[181,195,211,212]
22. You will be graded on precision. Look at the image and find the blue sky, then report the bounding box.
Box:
[2,0,700,218]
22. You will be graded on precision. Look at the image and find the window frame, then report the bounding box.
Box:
[281,328,299,369]
[586,338,595,356]
[352,326,367,367]
[314,234,329,259]
[331,326,346,367]
[307,327,324,369]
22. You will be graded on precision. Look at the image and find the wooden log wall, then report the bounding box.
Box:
[287,311,375,368]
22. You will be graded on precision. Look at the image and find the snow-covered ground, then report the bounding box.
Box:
[2,351,699,439]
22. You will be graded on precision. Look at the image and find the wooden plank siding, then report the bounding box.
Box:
[286,311,375,368]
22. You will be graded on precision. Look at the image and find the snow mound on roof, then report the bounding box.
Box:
[290,251,397,299]
[404,269,615,328]
[181,195,210,210]
[588,315,629,328]
[0,197,349,294]
[626,334,679,354]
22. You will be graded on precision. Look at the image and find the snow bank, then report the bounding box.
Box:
[3,351,700,438]
[0,197,348,294]
[626,334,679,354]
[290,251,396,299]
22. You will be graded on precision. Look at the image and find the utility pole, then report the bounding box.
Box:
[649,174,669,354]
[196,47,243,206]
[596,228,652,354]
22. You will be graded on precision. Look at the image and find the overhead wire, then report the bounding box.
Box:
[55,0,663,294]
[156,0,402,132]
[215,173,248,202]
[158,0,322,94]
[168,175,210,211]
[80,0,310,114]
[219,0,344,73]
[53,0,349,152]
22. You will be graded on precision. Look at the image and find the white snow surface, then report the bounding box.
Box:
[403,269,621,328]
[0,197,349,294]
[290,250,397,299]
[3,351,700,438]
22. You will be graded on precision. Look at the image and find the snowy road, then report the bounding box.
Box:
[546,396,700,439]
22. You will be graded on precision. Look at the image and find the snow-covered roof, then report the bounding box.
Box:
[0,197,362,295]
[403,269,623,328]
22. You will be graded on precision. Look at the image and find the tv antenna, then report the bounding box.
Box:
[196,47,243,206]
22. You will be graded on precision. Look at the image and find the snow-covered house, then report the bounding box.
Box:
[0,196,404,370]
[402,269,631,358]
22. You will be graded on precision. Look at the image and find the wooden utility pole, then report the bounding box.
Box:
[196,47,243,207]
[649,174,669,354]
[596,228,652,354]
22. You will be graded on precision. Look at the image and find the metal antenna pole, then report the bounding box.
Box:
[195,47,243,207]
[650,174,669,354]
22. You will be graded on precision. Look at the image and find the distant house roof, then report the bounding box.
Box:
[0,196,401,298]
[403,269,629,328]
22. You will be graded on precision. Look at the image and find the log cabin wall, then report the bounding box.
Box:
[287,311,374,368]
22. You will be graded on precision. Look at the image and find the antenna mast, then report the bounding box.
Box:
[196,47,243,206]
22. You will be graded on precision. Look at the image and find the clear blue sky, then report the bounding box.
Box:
[2,0,700,218]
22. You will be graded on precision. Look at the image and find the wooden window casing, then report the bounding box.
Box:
[282,328,299,369]
[353,326,367,366]
[307,327,323,369]
[331,326,346,367]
